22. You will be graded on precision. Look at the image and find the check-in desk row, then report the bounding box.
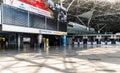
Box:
[71,41,120,45]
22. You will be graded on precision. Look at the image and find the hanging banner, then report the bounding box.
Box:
[3,0,51,17]
[3,0,67,22]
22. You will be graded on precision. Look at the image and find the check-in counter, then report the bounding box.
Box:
[87,42,91,45]
[93,42,97,45]
[116,41,120,45]
[79,42,83,45]
[74,42,78,45]
[107,41,112,45]
[101,41,105,45]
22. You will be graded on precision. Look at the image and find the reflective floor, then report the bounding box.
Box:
[0,45,120,73]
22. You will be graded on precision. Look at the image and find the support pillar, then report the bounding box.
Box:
[38,35,42,47]
[37,35,43,53]
[62,35,67,46]
[62,35,67,56]
[18,34,21,50]
[45,38,49,56]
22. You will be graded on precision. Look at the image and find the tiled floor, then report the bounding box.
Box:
[0,45,120,73]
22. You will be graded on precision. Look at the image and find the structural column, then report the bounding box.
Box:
[62,35,67,46]
[37,34,44,52]
[18,34,21,50]
[62,35,67,56]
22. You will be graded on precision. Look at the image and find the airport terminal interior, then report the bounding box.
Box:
[1,0,120,73]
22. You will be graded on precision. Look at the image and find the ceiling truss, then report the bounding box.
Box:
[54,0,120,33]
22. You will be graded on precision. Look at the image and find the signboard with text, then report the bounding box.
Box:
[2,24,67,35]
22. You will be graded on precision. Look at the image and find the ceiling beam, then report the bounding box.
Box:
[66,0,75,11]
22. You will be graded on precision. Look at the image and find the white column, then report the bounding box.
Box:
[18,34,21,49]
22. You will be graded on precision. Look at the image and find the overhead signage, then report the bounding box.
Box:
[2,24,67,35]
[39,29,67,35]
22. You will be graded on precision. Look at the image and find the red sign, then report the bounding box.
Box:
[19,0,49,11]
[19,0,54,18]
